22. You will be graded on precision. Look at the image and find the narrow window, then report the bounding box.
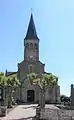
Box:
[35,43,38,49]
[30,43,33,48]
[28,65,33,73]
[26,43,29,48]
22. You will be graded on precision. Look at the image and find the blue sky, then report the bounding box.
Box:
[0,0,74,96]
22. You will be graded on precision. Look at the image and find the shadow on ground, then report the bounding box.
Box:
[12,116,36,120]
[22,106,37,109]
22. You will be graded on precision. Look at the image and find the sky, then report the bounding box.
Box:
[0,0,74,96]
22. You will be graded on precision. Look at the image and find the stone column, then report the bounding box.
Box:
[52,88,56,103]
[56,85,60,104]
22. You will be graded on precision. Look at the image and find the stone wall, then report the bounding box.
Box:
[45,85,60,104]
[40,108,63,120]
[18,79,40,103]
[39,107,74,120]
[61,110,74,119]
[16,77,60,103]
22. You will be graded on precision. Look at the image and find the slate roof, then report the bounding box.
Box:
[24,13,39,40]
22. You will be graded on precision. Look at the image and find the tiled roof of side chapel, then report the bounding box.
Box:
[24,13,39,40]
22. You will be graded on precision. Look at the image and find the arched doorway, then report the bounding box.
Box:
[27,90,34,102]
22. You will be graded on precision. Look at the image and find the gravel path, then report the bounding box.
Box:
[0,104,37,120]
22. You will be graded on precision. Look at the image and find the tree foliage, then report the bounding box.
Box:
[0,72,20,107]
[60,95,70,102]
[0,72,20,87]
[27,73,58,108]
[27,73,58,90]
[0,72,7,86]
[7,74,20,87]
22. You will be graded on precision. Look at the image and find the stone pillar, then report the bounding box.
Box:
[55,85,60,104]
[52,88,56,103]
[71,84,74,106]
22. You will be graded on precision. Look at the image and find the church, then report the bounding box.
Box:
[6,13,60,103]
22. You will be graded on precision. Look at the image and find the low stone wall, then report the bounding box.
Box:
[0,106,7,117]
[37,106,74,120]
[40,108,63,120]
[60,110,73,120]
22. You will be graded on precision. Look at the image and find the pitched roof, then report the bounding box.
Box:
[24,13,39,40]
[5,71,17,76]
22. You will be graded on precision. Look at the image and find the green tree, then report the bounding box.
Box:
[0,72,7,86]
[27,73,58,108]
[0,73,7,103]
[60,95,70,102]
[0,72,20,108]
[7,74,20,108]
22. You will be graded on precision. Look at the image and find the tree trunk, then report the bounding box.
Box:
[8,87,13,108]
[40,89,45,109]
[12,88,17,105]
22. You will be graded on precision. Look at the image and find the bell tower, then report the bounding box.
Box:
[24,13,39,61]
[17,13,45,81]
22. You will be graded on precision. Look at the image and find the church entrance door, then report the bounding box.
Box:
[27,90,34,102]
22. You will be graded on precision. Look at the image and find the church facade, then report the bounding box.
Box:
[6,14,60,103]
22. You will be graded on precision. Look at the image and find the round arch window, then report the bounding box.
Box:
[34,43,38,49]
[30,43,33,48]
[26,43,29,48]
